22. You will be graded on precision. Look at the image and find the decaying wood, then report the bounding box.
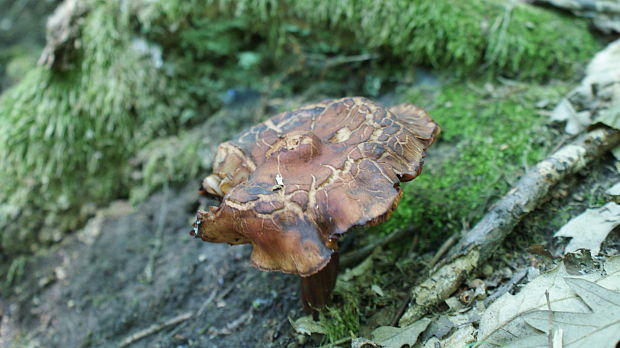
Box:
[399,127,620,326]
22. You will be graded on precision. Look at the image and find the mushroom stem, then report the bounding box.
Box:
[300,252,340,319]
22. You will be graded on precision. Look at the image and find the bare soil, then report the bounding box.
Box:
[1,185,302,348]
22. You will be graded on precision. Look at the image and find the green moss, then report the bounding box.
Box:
[0,45,39,90]
[205,0,600,79]
[129,131,203,203]
[0,2,197,256]
[319,298,360,345]
[378,80,571,248]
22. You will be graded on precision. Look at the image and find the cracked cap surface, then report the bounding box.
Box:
[194,97,440,276]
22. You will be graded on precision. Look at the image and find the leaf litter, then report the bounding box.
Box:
[478,255,620,347]
[554,202,620,255]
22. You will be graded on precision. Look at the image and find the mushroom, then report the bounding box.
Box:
[191,97,439,315]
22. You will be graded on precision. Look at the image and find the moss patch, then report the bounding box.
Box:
[206,0,600,79]
[0,2,197,256]
[377,80,571,249]
[319,298,361,345]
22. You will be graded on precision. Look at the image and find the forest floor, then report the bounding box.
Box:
[1,3,619,347]
[1,184,304,348]
[1,124,618,348]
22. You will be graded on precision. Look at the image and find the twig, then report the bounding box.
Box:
[305,53,377,69]
[428,220,467,268]
[427,233,458,268]
[323,54,377,68]
[119,311,193,347]
[399,127,620,326]
[483,267,529,307]
[451,127,620,259]
[196,288,218,316]
[318,336,353,348]
[390,297,411,327]
[208,307,254,336]
[340,228,412,268]
[546,290,553,348]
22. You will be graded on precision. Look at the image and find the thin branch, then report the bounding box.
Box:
[340,227,412,268]
[119,311,193,347]
[483,267,529,307]
[318,336,353,348]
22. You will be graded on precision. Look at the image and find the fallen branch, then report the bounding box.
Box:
[399,127,620,326]
[119,311,193,347]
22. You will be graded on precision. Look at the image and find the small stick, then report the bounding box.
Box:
[119,311,193,347]
[318,336,353,348]
[196,288,218,316]
[546,290,553,348]
[390,297,411,327]
[144,185,169,283]
[429,219,468,268]
[428,231,460,268]
[483,267,529,307]
[341,228,412,268]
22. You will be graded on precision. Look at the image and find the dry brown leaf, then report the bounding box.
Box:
[554,202,620,255]
[370,318,431,348]
[478,257,620,347]
[506,278,620,347]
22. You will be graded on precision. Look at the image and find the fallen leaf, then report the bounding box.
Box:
[535,0,620,34]
[554,202,620,255]
[550,98,591,135]
[549,39,620,135]
[336,252,375,292]
[597,100,620,130]
[478,256,620,347]
[340,254,374,281]
[370,318,431,348]
[550,98,576,122]
[606,182,620,203]
[422,324,476,348]
[289,316,327,335]
[613,146,620,161]
[507,278,620,347]
[351,337,379,348]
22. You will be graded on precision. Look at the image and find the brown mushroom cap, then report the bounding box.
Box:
[195,97,439,276]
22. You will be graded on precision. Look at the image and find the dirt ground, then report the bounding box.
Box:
[3,155,618,348]
[0,184,304,348]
